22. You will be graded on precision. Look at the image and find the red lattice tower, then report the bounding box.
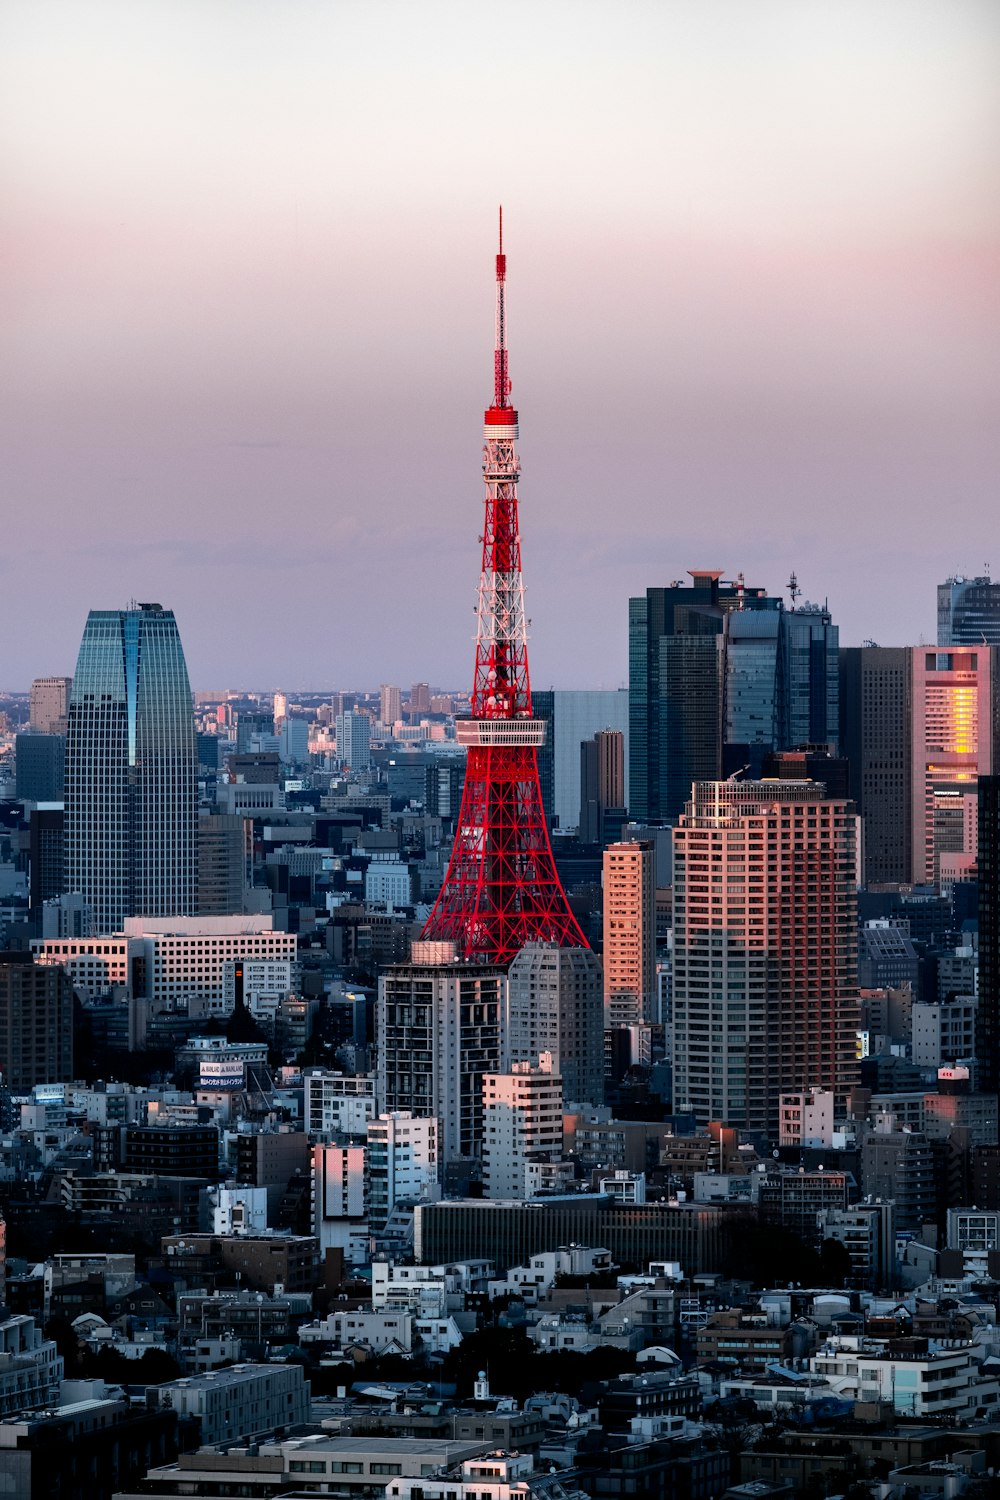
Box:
[422,212,588,965]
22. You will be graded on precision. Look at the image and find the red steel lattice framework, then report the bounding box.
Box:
[421,213,589,965]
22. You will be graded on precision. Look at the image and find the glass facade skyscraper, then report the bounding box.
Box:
[630,573,839,821]
[938,575,1000,647]
[65,604,198,932]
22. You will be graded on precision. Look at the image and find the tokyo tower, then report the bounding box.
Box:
[421,213,588,965]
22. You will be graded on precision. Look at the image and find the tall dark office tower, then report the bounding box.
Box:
[629,571,839,822]
[839,646,913,886]
[0,954,73,1089]
[198,814,251,915]
[580,728,626,843]
[630,572,734,823]
[65,604,198,933]
[978,776,1000,1093]
[938,575,1000,646]
[15,733,65,802]
[29,806,66,909]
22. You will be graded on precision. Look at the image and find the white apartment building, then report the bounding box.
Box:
[30,934,139,998]
[370,1261,474,1316]
[0,1315,63,1417]
[201,1185,268,1236]
[482,1060,563,1200]
[947,1208,1000,1254]
[810,1336,1000,1420]
[364,858,413,913]
[304,1071,377,1139]
[367,1112,439,1231]
[33,916,296,1011]
[223,957,296,1015]
[129,918,297,1010]
[390,1452,540,1500]
[299,1307,415,1356]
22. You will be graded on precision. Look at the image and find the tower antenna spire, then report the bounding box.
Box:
[494,205,509,409]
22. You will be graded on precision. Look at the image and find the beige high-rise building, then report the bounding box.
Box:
[671,780,860,1136]
[602,840,656,1026]
[380,683,402,727]
[29,676,72,735]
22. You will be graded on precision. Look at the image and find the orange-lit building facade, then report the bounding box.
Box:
[602,840,657,1027]
[910,648,995,887]
[672,780,859,1136]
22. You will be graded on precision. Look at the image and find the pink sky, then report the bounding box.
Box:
[3,0,1000,689]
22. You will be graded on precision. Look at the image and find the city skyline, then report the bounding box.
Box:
[5,1,999,689]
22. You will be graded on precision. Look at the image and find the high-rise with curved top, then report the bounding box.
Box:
[65,603,198,932]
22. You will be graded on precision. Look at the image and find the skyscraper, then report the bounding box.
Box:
[911,648,994,886]
[671,779,859,1134]
[630,574,838,822]
[335,711,371,772]
[0,953,73,1090]
[15,733,64,802]
[938,575,1000,646]
[380,683,402,727]
[977,775,1000,1093]
[839,646,912,885]
[579,728,626,844]
[29,676,72,735]
[629,572,731,823]
[65,604,198,933]
[533,689,630,831]
[377,942,504,1173]
[602,840,657,1027]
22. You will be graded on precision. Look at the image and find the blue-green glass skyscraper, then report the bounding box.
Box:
[65,603,198,932]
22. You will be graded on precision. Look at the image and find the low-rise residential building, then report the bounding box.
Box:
[305,1070,377,1139]
[148,1362,310,1447]
[388,1451,591,1500]
[0,1315,62,1417]
[114,1436,492,1500]
[696,1308,817,1373]
[810,1336,1000,1420]
[778,1089,835,1149]
[299,1307,416,1356]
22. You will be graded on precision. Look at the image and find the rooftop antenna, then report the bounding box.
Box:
[787,572,800,611]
